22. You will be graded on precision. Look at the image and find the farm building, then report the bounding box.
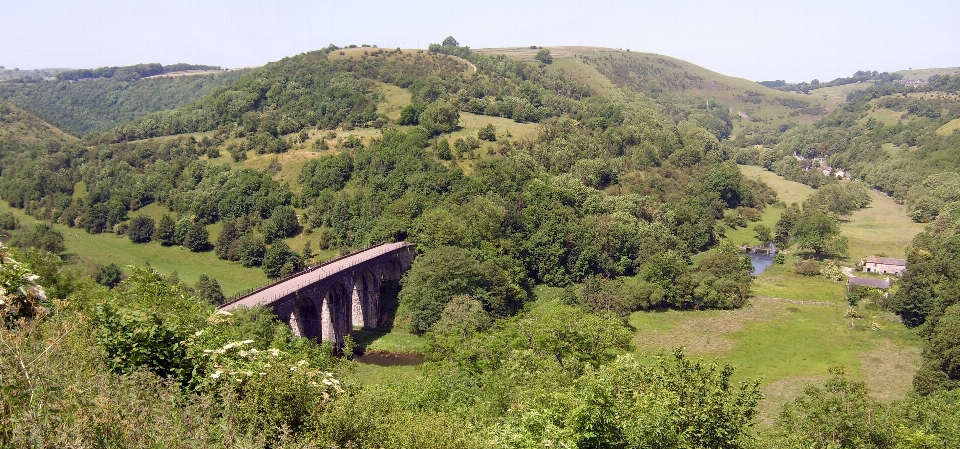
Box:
[863,256,906,276]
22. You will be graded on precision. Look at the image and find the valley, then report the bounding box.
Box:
[2,37,960,447]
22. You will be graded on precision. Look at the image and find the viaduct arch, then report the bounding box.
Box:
[220,242,413,346]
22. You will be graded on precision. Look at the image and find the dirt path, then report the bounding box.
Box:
[448,55,477,74]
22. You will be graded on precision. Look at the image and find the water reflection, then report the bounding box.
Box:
[747,243,777,275]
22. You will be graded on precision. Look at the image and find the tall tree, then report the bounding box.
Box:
[215,219,240,260]
[127,215,155,243]
[791,209,847,258]
[154,214,176,246]
[183,221,210,252]
[441,36,459,47]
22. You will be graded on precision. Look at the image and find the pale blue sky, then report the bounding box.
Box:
[1,0,957,82]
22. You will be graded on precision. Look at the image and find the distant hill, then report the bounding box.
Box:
[738,73,960,222]
[475,47,830,137]
[0,69,249,136]
[0,97,77,145]
[99,46,592,143]
[896,67,960,81]
[0,67,70,82]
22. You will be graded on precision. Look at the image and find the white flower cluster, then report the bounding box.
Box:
[0,247,47,316]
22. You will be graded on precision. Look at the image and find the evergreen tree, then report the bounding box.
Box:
[215,219,240,260]
[154,214,176,246]
[302,240,313,262]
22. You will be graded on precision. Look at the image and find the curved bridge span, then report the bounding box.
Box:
[220,242,413,345]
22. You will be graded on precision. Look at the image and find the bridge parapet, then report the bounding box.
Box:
[219,241,413,346]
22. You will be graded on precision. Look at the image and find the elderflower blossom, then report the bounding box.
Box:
[241,339,254,345]
[267,348,280,357]
[210,370,223,379]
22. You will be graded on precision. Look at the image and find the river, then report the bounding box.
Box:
[748,243,777,275]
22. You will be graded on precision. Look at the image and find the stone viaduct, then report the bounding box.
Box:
[220,242,413,346]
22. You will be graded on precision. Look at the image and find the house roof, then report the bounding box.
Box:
[848,277,891,289]
[865,256,906,266]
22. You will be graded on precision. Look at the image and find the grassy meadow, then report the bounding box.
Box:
[841,189,925,261]
[1,202,268,296]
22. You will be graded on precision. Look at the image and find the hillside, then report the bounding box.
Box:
[738,74,960,221]
[0,69,249,136]
[477,46,830,136]
[0,66,69,82]
[0,97,77,144]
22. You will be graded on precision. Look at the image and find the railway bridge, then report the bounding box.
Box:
[219,242,413,346]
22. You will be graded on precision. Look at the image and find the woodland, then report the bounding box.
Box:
[2,38,960,448]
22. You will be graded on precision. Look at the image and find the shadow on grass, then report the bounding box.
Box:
[349,279,401,354]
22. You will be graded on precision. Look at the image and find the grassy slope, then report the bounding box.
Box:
[731,165,924,260]
[896,67,960,80]
[1,202,269,296]
[841,189,925,261]
[488,47,831,134]
[725,165,814,246]
[936,117,960,136]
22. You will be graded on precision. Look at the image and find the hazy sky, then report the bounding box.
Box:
[2,0,958,82]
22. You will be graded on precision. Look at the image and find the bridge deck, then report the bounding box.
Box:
[221,242,408,311]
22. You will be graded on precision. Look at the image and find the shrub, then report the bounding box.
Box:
[794,259,821,276]
[478,123,497,141]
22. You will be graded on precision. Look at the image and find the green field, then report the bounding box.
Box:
[725,165,814,246]
[630,288,920,424]
[841,189,925,261]
[733,165,924,261]
[0,202,268,296]
[815,82,877,110]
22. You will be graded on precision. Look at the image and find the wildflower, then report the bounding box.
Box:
[211,370,223,379]
[238,350,248,358]
[194,330,204,337]
[241,339,254,345]
[297,360,308,366]
[222,342,236,350]
[215,310,233,316]
[267,348,280,357]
